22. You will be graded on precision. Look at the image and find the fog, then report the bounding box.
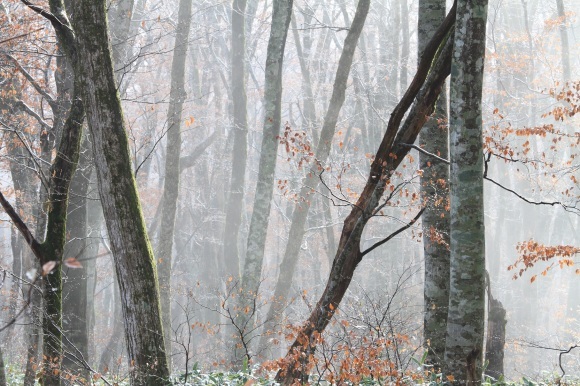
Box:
[0,0,578,383]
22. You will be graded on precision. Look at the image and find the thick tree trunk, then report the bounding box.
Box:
[68,1,170,383]
[418,0,450,368]
[275,7,456,383]
[258,0,371,354]
[444,1,489,384]
[157,0,193,370]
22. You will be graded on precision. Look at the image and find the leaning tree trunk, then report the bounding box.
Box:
[418,0,450,368]
[236,0,293,364]
[157,0,193,370]
[67,0,170,383]
[444,0,488,384]
[275,5,457,383]
[258,0,371,355]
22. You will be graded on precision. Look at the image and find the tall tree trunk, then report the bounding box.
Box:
[67,0,170,383]
[157,0,193,371]
[237,0,294,362]
[275,6,456,382]
[223,0,249,281]
[444,0,488,384]
[418,0,450,368]
[258,0,371,354]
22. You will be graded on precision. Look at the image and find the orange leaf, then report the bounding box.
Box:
[42,261,57,276]
[64,257,83,269]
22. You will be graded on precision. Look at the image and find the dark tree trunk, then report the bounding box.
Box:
[484,286,507,380]
[66,0,170,383]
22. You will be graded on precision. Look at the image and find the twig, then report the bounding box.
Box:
[0,27,44,45]
[483,153,578,214]
[0,269,41,333]
[361,207,425,257]
[400,143,450,165]
[20,0,72,31]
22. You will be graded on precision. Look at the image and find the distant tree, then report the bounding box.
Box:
[237,0,293,364]
[274,4,456,383]
[157,0,193,370]
[258,0,371,356]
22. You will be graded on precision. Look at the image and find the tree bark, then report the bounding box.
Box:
[443,0,488,384]
[258,0,371,355]
[66,0,170,383]
[484,276,507,380]
[275,5,456,382]
[418,0,450,368]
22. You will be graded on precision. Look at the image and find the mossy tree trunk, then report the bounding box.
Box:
[444,0,489,384]
[67,0,170,383]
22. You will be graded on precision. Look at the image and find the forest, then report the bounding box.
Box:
[0,0,578,385]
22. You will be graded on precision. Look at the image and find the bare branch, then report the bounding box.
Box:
[361,207,425,257]
[1,52,57,109]
[0,120,51,190]
[400,143,450,165]
[15,100,52,131]
[20,0,71,31]
[0,190,44,261]
[483,153,579,214]
[0,27,44,45]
